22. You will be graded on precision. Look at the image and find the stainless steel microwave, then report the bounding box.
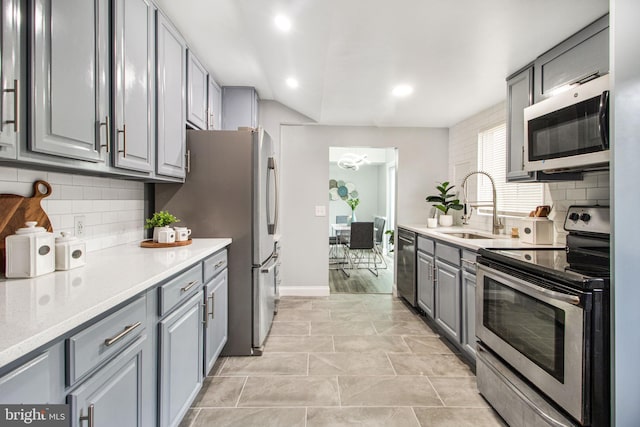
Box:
[524,74,609,172]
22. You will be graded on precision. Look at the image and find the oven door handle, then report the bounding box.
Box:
[478,264,581,306]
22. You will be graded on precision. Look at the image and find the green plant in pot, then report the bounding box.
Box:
[345,197,360,223]
[145,210,180,242]
[426,181,463,227]
[385,229,395,252]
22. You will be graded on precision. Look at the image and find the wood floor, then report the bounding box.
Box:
[329,253,394,294]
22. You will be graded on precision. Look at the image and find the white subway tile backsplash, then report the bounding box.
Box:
[0,166,18,181]
[17,169,46,183]
[566,188,586,200]
[48,172,73,185]
[586,187,609,200]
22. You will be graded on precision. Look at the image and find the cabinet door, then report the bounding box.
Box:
[461,270,477,359]
[435,260,461,341]
[207,77,221,130]
[204,269,228,375]
[417,251,435,319]
[534,15,609,103]
[31,0,109,162]
[506,66,535,182]
[186,51,208,129]
[221,86,258,130]
[156,11,186,179]
[112,0,154,172]
[68,335,147,427]
[0,0,19,159]
[158,292,203,427]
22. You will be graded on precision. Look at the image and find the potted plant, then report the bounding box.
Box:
[345,197,360,223]
[426,181,463,226]
[145,210,180,242]
[385,229,395,253]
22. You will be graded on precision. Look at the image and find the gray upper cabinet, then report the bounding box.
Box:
[417,250,435,319]
[0,0,20,159]
[30,0,109,163]
[207,77,221,130]
[506,65,534,182]
[156,11,186,179]
[186,51,208,130]
[534,14,609,103]
[221,86,258,130]
[112,0,155,173]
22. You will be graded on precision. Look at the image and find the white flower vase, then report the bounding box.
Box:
[350,210,357,223]
[439,214,453,227]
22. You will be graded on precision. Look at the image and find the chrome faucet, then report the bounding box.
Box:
[460,171,504,234]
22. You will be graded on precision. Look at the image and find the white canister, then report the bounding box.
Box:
[158,229,176,244]
[520,218,554,245]
[173,226,192,242]
[5,221,55,278]
[55,232,86,270]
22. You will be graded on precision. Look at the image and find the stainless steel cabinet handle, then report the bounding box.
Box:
[461,258,477,268]
[521,146,525,169]
[209,294,215,319]
[186,149,192,173]
[214,260,224,269]
[2,79,19,132]
[99,115,110,152]
[104,322,141,347]
[79,404,94,427]
[202,301,208,328]
[180,280,199,293]
[117,124,126,157]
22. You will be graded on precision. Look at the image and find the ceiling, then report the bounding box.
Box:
[155,0,609,128]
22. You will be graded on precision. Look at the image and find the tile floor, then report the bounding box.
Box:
[180,294,507,427]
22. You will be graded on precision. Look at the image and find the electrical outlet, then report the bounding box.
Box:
[74,216,85,237]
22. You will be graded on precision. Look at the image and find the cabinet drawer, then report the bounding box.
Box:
[67,296,146,385]
[436,242,460,266]
[461,250,478,273]
[158,263,202,316]
[203,250,227,283]
[417,236,434,254]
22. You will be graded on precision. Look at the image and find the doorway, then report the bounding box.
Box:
[328,147,397,294]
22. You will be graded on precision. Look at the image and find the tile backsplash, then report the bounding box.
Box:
[0,166,145,252]
[448,102,610,244]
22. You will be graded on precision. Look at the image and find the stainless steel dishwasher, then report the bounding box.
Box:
[396,228,417,307]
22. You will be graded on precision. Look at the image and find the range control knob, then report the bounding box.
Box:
[568,212,580,221]
[580,213,592,222]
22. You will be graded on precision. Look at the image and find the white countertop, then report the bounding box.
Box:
[399,224,562,251]
[0,238,231,369]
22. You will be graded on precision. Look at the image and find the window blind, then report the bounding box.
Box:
[477,124,543,215]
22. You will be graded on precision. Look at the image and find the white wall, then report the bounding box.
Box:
[328,163,382,224]
[447,101,610,244]
[0,166,145,252]
[280,125,448,296]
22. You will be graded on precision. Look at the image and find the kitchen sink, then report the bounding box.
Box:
[440,232,496,239]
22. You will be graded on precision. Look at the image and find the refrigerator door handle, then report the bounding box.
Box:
[267,157,278,235]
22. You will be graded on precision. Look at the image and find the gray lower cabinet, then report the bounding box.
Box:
[67,335,149,427]
[156,10,186,179]
[204,269,228,375]
[461,270,477,358]
[208,77,222,130]
[158,291,204,427]
[221,86,259,130]
[0,0,20,160]
[534,14,609,103]
[417,250,435,318]
[30,0,109,163]
[112,0,155,173]
[435,259,461,341]
[506,65,534,182]
[187,51,208,130]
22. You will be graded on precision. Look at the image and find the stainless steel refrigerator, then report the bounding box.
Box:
[155,128,278,356]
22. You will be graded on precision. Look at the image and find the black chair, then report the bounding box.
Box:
[344,222,378,276]
[373,216,387,268]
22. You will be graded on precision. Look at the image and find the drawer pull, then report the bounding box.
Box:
[209,294,215,319]
[461,258,477,268]
[181,280,199,293]
[104,322,141,347]
[202,301,208,328]
[79,404,94,427]
[214,260,224,269]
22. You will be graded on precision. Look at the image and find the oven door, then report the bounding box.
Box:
[476,263,586,423]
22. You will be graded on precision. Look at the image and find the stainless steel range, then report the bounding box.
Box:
[476,206,610,427]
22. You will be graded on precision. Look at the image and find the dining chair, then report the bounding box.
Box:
[373,216,387,269]
[344,221,378,276]
[329,215,352,276]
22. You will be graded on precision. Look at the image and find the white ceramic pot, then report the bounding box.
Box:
[439,215,453,227]
[427,218,438,228]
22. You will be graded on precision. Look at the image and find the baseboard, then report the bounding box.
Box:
[278,286,330,297]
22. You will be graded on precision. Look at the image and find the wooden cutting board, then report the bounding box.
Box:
[0,180,53,273]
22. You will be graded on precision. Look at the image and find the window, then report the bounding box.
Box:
[477,123,544,215]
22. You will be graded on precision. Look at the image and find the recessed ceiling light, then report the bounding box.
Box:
[392,84,414,97]
[286,77,299,89]
[274,15,292,32]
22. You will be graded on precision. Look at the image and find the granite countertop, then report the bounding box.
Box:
[399,224,562,251]
[0,238,231,369]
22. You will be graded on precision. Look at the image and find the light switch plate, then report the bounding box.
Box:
[315,205,326,217]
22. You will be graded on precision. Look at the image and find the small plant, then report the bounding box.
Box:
[345,197,360,211]
[426,181,463,214]
[385,229,395,252]
[145,210,180,229]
